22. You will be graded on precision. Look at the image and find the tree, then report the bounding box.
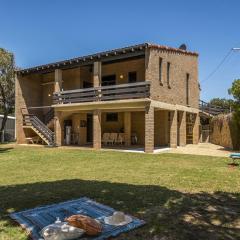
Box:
[228,79,240,103]
[209,98,234,111]
[0,48,15,142]
[228,79,240,149]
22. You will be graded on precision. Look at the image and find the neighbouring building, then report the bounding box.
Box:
[0,115,15,142]
[15,43,200,153]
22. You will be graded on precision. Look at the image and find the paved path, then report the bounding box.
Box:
[168,143,233,157]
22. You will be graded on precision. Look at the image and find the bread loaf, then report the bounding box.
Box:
[66,215,102,236]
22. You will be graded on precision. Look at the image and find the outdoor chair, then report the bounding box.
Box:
[102,133,110,145]
[109,133,118,145]
[116,133,125,145]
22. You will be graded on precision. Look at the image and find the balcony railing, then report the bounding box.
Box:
[53,81,151,105]
[199,100,231,116]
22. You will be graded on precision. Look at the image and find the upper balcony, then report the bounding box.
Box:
[52,81,151,105]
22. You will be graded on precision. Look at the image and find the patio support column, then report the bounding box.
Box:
[54,111,63,146]
[179,111,186,146]
[93,61,101,87]
[93,109,101,150]
[124,112,131,146]
[170,110,177,148]
[193,112,200,144]
[54,69,62,92]
[145,105,154,153]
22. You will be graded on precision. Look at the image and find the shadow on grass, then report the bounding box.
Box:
[0,147,13,153]
[0,179,240,240]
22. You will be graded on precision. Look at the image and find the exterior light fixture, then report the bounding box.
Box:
[48,93,51,97]
[120,74,124,79]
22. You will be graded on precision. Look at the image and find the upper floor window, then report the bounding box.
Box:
[167,62,171,88]
[128,71,137,83]
[186,73,190,105]
[159,57,163,85]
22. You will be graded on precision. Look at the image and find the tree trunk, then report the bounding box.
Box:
[0,112,8,143]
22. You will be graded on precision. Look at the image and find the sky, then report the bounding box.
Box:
[1,0,240,101]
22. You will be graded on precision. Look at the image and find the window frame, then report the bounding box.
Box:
[167,62,171,88]
[159,57,163,85]
[186,73,190,106]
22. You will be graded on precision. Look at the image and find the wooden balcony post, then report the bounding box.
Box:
[93,61,101,87]
[55,69,62,92]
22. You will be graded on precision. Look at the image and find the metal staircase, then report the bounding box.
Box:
[44,108,54,127]
[23,114,55,146]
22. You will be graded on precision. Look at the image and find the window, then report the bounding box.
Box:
[102,75,116,86]
[167,62,171,88]
[106,113,118,122]
[159,57,163,85]
[186,73,190,105]
[128,71,137,83]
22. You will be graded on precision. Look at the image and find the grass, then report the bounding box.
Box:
[0,145,240,239]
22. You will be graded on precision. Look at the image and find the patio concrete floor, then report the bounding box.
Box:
[17,143,234,157]
[167,143,233,157]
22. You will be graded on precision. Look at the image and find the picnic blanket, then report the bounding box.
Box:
[10,197,145,240]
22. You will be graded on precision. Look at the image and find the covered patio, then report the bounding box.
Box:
[53,99,199,153]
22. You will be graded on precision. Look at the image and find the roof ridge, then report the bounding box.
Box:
[17,42,198,75]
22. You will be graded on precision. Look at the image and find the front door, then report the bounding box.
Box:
[87,114,93,143]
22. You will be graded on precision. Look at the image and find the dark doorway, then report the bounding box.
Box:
[83,81,93,88]
[102,75,116,86]
[87,114,93,143]
[128,71,137,83]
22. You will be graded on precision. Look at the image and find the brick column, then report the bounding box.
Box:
[93,109,101,150]
[15,74,27,144]
[145,106,154,153]
[54,111,63,146]
[193,112,200,144]
[170,110,177,148]
[54,69,62,92]
[179,111,186,146]
[124,112,131,146]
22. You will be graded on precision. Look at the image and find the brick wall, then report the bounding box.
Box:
[131,111,145,145]
[145,48,199,109]
[102,58,145,84]
[154,110,169,146]
[15,73,43,143]
[210,114,237,149]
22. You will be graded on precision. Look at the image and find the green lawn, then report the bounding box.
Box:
[0,145,240,240]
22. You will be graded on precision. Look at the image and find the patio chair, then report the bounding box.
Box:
[102,133,110,145]
[116,133,125,145]
[109,133,118,145]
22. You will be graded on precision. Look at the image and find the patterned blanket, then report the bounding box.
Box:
[10,197,145,239]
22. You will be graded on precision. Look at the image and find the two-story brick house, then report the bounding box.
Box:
[15,43,199,153]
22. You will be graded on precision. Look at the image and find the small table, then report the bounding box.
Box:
[229,153,240,165]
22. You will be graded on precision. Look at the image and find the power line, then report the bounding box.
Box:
[201,49,233,84]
